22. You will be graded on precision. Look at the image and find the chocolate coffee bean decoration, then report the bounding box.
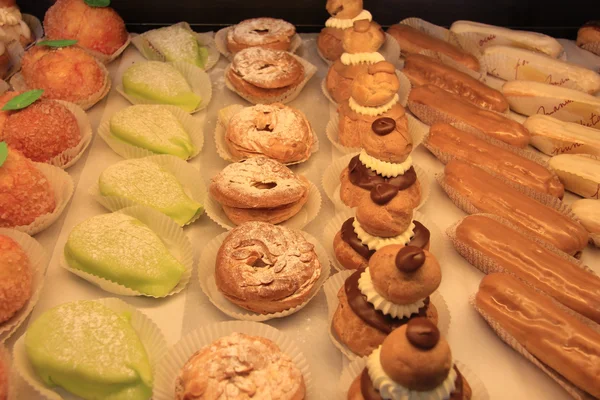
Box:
[396,246,426,273]
[372,117,396,136]
[370,183,399,205]
[406,317,440,350]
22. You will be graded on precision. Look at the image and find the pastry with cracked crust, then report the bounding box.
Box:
[226,17,296,54]
[333,245,440,356]
[348,318,471,400]
[326,19,386,103]
[209,156,311,225]
[227,47,305,103]
[175,332,306,400]
[215,221,321,314]
[0,0,33,48]
[0,234,32,325]
[225,103,314,164]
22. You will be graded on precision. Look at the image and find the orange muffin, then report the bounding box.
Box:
[0,234,32,325]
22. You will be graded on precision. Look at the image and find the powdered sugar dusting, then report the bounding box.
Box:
[123,61,191,97]
[232,47,302,87]
[145,25,200,64]
[230,18,295,46]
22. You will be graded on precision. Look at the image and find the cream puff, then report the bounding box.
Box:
[0,0,33,48]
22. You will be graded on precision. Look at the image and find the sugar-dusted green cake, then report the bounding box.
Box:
[65,213,186,296]
[122,61,202,112]
[144,24,208,68]
[110,105,196,159]
[25,301,153,400]
[98,158,203,226]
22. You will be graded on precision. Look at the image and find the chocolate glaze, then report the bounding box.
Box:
[370,183,399,205]
[372,117,396,136]
[348,155,417,191]
[344,268,430,334]
[406,317,440,350]
[396,246,426,273]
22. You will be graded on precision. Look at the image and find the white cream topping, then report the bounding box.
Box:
[325,10,373,29]
[353,218,415,251]
[358,268,426,318]
[0,7,21,26]
[367,346,458,400]
[340,51,385,66]
[359,150,412,178]
[349,94,399,116]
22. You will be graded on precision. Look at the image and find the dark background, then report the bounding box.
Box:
[20,0,596,39]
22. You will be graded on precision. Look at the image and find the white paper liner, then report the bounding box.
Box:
[80,34,131,65]
[204,180,322,230]
[321,152,431,212]
[13,297,168,400]
[321,70,410,107]
[153,321,315,400]
[580,42,600,57]
[0,229,48,343]
[213,103,319,165]
[224,53,317,105]
[325,106,425,154]
[484,73,507,91]
[339,357,489,400]
[197,230,331,321]
[89,154,206,226]
[11,163,74,236]
[324,269,451,360]
[215,25,303,60]
[322,209,445,272]
[116,60,213,113]
[22,14,43,49]
[60,205,194,298]
[98,104,204,160]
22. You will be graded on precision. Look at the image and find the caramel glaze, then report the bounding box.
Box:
[457,215,600,324]
[444,159,588,256]
[408,85,530,148]
[476,273,600,399]
[344,268,430,334]
[404,54,508,113]
[348,155,417,191]
[426,123,564,198]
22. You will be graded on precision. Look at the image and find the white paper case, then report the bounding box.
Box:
[324,269,451,360]
[11,163,74,236]
[215,26,303,60]
[154,320,315,399]
[116,60,213,114]
[12,297,168,400]
[580,42,600,58]
[204,180,322,230]
[0,229,48,343]
[89,154,206,226]
[214,103,319,165]
[197,229,331,321]
[98,104,205,160]
[224,54,317,105]
[60,205,194,298]
[339,357,489,400]
[321,152,431,212]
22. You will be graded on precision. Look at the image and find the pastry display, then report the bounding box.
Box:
[25,300,153,399]
[452,214,600,324]
[424,123,564,198]
[483,45,600,94]
[0,234,32,324]
[475,273,600,399]
[65,213,186,297]
[548,154,600,198]
[175,332,305,399]
[333,245,440,356]
[403,53,509,112]
[571,199,600,247]
[524,114,600,157]
[317,0,372,61]
[576,21,600,55]
[122,61,202,112]
[20,45,110,110]
[215,221,321,314]
[226,17,296,54]
[0,0,33,48]
[140,23,209,68]
[209,156,310,225]
[0,145,56,228]
[348,318,471,399]
[450,20,564,57]
[337,61,406,147]
[441,159,588,256]
[387,22,480,71]
[225,103,314,163]
[109,105,196,159]
[0,345,7,400]
[325,19,386,103]
[97,158,203,226]
[43,0,128,59]
[408,84,530,147]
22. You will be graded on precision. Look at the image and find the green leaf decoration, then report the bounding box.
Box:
[84,0,110,7]
[2,90,44,111]
[0,142,7,168]
[36,39,78,48]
